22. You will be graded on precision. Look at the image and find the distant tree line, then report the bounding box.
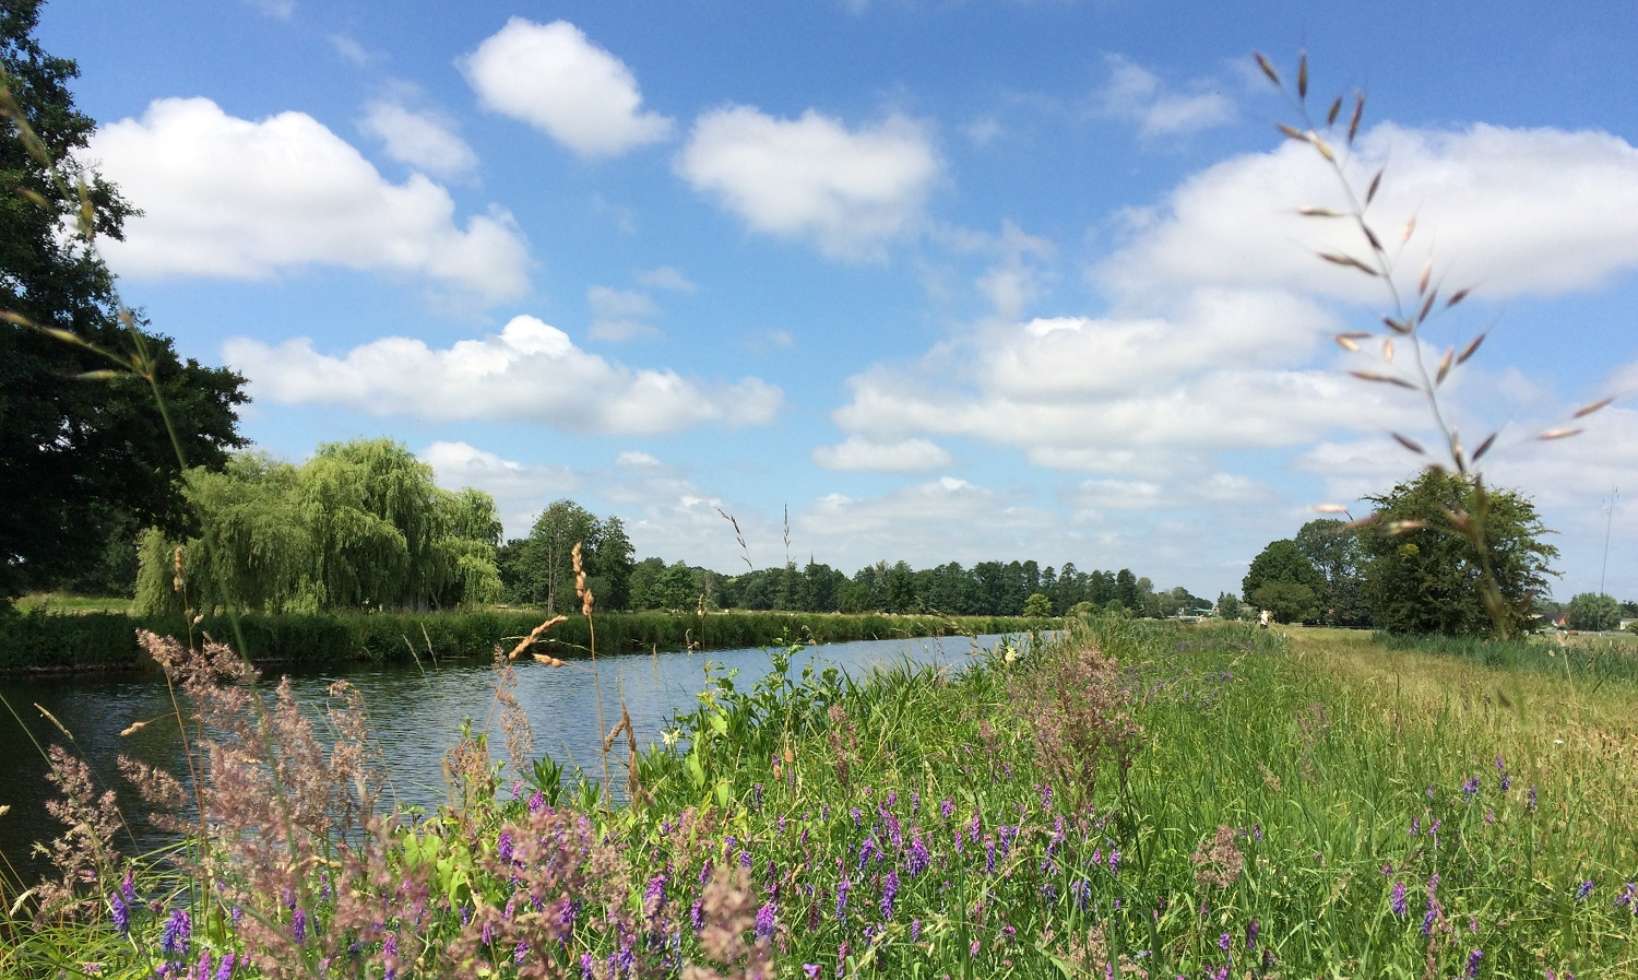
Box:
[496,499,1211,618]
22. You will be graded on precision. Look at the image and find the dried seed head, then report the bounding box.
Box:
[1383,317,1412,335]
[1326,96,1342,126]
[1277,123,1309,143]
[1334,332,1368,352]
[1471,431,1498,462]
[1417,289,1438,324]
[1381,337,1395,362]
[1254,52,1281,87]
[1318,252,1378,276]
[1297,52,1308,99]
[1361,222,1383,252]
[1572,396,1615,419]
[1347,93,1364,144]
[1445,287,1471,309]
[1538,427,1583,441]
[1388,519,1429,535]
[1311,134,1337,162]
[1402,215,1417,243]
[119,720,150,737]
[1350,370,1417,390]
[1314,503,1350,514]
[1456,333,1486,365]
[1298,206,1345,218]
[1365,168,1383,205]
[1390,432,1425,455]
[1436,348,1455,385]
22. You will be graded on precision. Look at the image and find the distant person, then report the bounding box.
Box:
[1258,609,1271,629]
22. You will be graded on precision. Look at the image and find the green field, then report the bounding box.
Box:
[5,617,1634,977]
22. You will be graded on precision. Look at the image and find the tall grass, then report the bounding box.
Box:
[5,619,1631,976]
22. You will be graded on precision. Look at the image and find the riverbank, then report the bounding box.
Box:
[0,606,1058,673]
[4,618,1630,976]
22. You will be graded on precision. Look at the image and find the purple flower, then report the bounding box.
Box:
[908,834,930,877]
[910,918,922,942]
[580,952,596,980]
[1576,879,1595,901]
[969,939,981,957]
[984,836,997,875]
[1108,850,1121,874]
[528,789,545,812]
[1462,776,1480,799]
[1465,948,1483,977]
[1616,882,1636,911]
[514,940,527,965]
[1245,919,1260,950]
[739,850,753,870]
[690,900,704,932]
[121,870,136,905]
[1391,881,1407,918]
[1218,932,1231,951]
[940,799,954,821]
[291,907,306,945]
[803,967,821,979]
[160,907,191,959]
[857,837,877,872]
[1527,786,1538,811]
[835,878,851,921]
[109,893,130,935]
[880,870,899,919]
[214,952,235,980]
[850,807,862,827]
[644,874,667,916]
[497,831,514,864]
[755,901,776,940]
[1040,784,1053,808]
[1071,879,1090,910]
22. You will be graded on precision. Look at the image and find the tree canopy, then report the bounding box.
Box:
[1360,470,1558,636]
[0,0,247,600]
[1564,592,1621,632]
[135,440,503,614]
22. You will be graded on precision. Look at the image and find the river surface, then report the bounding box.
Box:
[0,631,1033,879]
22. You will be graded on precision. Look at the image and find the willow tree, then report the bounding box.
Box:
[134,438,504,613]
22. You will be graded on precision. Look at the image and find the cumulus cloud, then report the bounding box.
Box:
[812,436,953,472]
[421,441,577,536]
[86,97,529,301]
[461,18,673,158]
[676,106,940,258]
[361,101,478,178]
[1097,123,1638,302]
[586,285,661,342]
[223,315,781,434]
[1095,55,1235,139]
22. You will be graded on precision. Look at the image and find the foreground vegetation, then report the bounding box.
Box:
[3,618,1633,977]
[0,607,1057,672]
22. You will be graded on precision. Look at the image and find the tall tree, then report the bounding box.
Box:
[1361,470,1558,636]
[1294,518,1371,627]
[1564,592,1621,632]
[1241,539,1325,617]
[0,0,247,599]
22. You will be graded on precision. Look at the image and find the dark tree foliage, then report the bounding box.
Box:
[0,0,247,599]
[1361,470,1559,636]
[1293,518,1372,628]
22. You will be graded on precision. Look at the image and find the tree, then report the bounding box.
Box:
[1115,569,1137,609]
[0,1,248,599]
[1242,539,1325,617]
[1216,592,1241,619]
[1251,581,1318,624]
[1294,518,1371,627]
[1360,470,1559,636]
[1022,592,1053,617]
[1565,592,1621,632]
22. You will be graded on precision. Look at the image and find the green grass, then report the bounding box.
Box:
[0,606,1059,672]
[13,592,134,614]
[3,619,1634,976]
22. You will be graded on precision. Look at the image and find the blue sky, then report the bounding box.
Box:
[40,0,1638,599]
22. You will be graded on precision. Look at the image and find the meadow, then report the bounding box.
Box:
[3,616,1633,978]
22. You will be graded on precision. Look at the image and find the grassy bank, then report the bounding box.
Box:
[0,607,1058,672]
[4,619,1634,976]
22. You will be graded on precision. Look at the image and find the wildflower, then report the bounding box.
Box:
[497,831,514,864]
[1071,879,1091,910]
[1108,850,1120,874]
[739,850,753,870]
[580,952,596,980]
[755,901,776,940]
[1219,932,1231,951]
[109,893,130,935]
[940,799,954,821]
[984,836,997,875]
[159,907,191,960]
[1391,881,1407,918]
[644,874,667,917]
[121,870,136,905]
[969,939,981,957]
[1245,919,1260,950]
[881,870,900,919]
[803,967,821,979]
[690,900,704,932]
[858,838,877,872]
[514,940,527,965]
[214,953,235,980]
[1462,776,1480,799]
[908,834,930,877]
[1576,879,1595,901]
[1616,882,1636,911]
[1465,948,1483,977]
[291,907,307,944]
[1527,786,1538,811]
[835,878,850,921]
[528,789,545,812]
[1040,784,1053,808]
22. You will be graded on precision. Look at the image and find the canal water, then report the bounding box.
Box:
[0,631,1034,879]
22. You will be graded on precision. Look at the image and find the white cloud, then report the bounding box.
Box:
[246,0,294,20]
[329,34,373,66]
[636,266,698,292]
[587,285,660,342]
[616,451,662,468]
[676,106,940,259]
[86,98,529,302]
[812,436,953,472]
[421,441,577,537]
[223,315,781,434]
[1095,55,1235,139]
[1097,122,1638,302]
[360,101,478,178]
[461,18,673,158]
